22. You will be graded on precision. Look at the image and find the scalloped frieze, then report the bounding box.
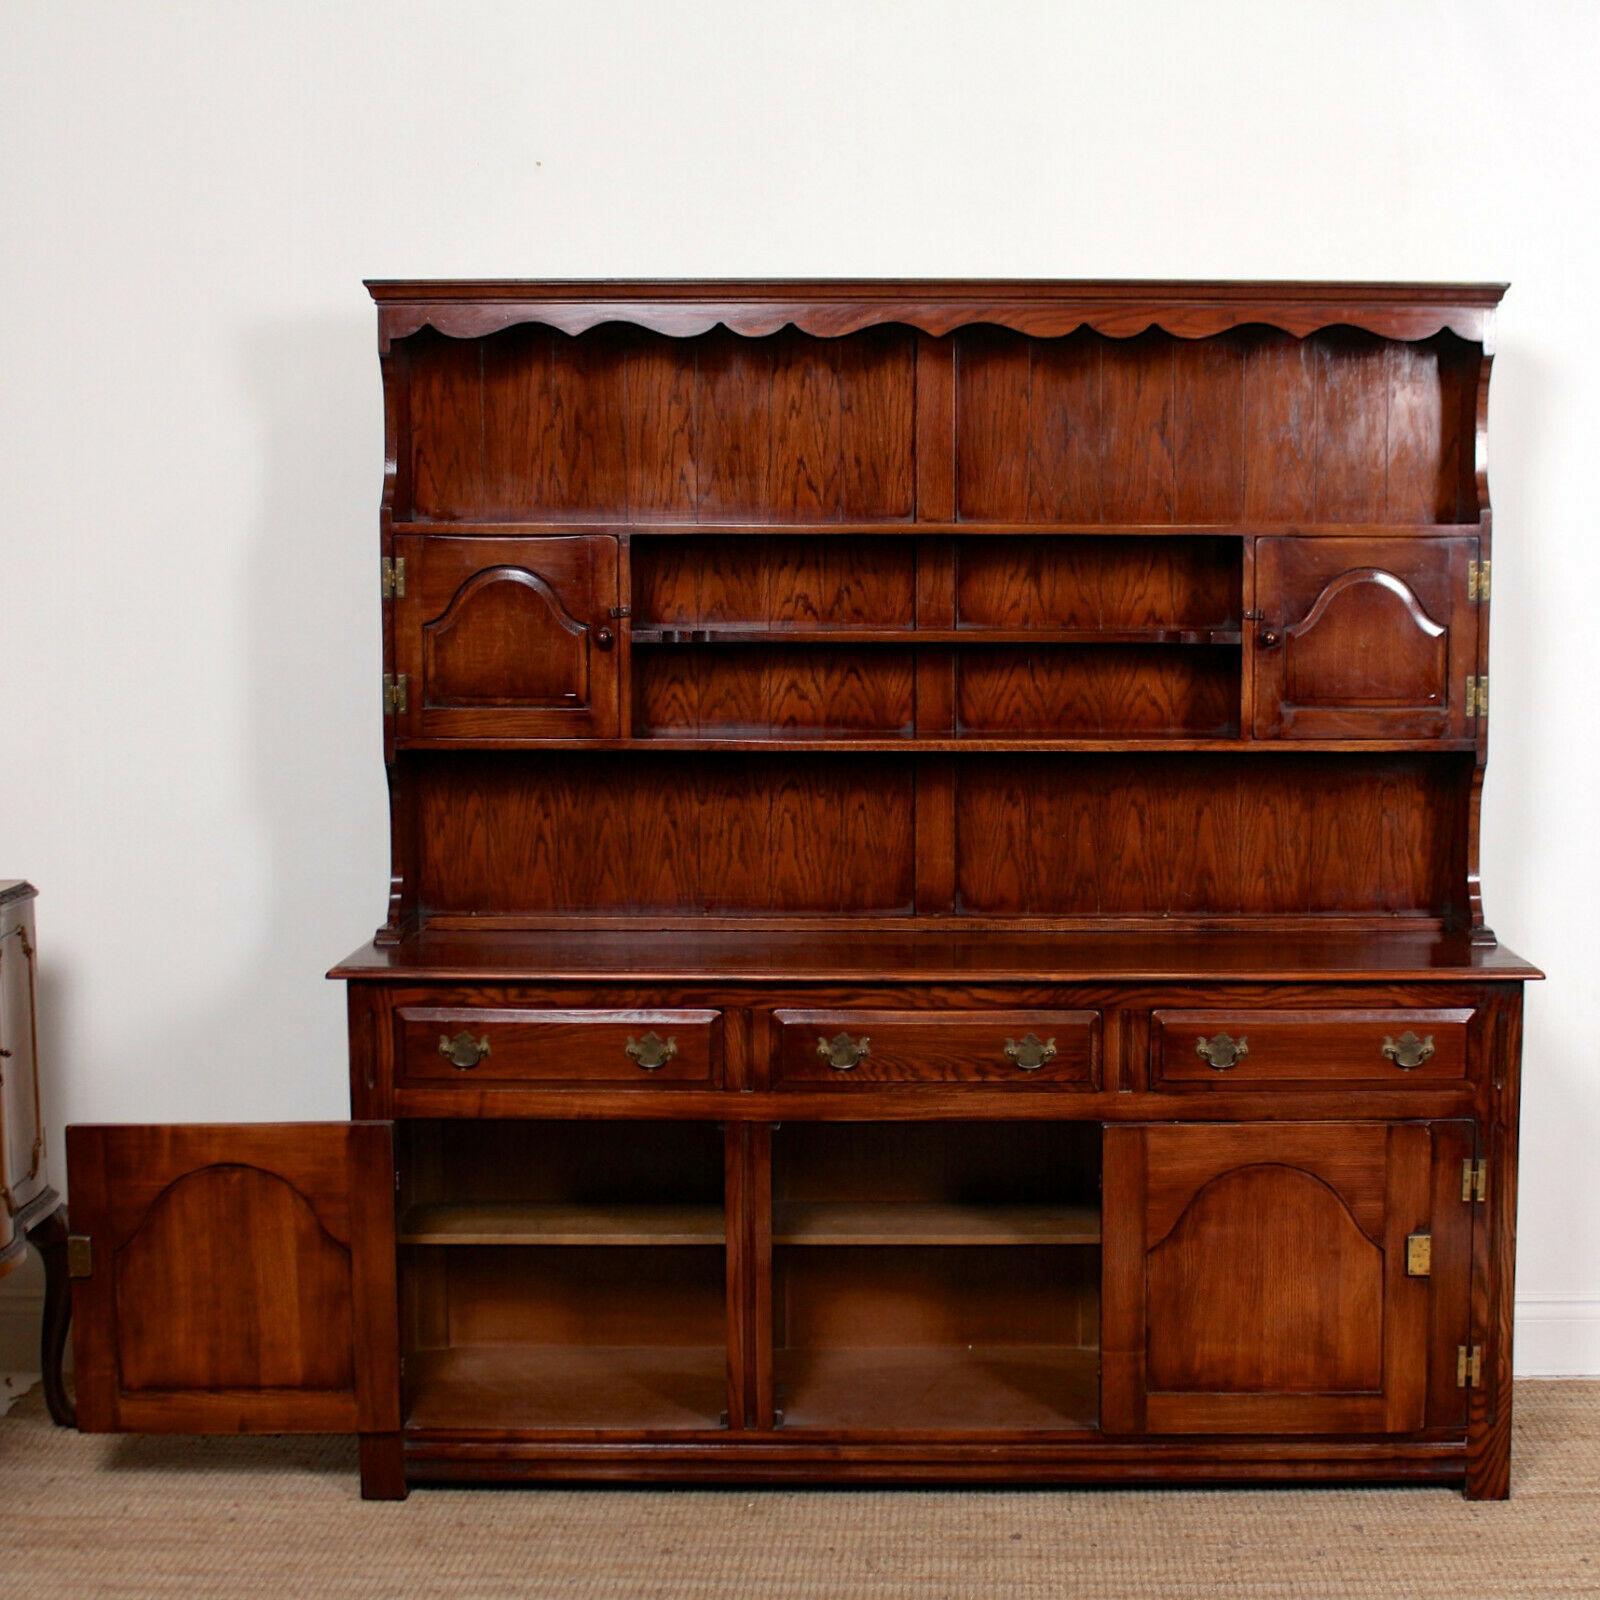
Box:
[377,298,1494,348]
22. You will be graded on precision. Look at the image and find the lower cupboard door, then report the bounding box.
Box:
[1101,1121,1473,1436]
[67,1123,398,1434]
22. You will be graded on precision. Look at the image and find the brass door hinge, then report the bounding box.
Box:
[1465,676,1489,719]
[1457,1344,1482,1388]
[383,673,409,716]
[1468,558,1490,601]
[381,556,407,600]
[1462,1157,1488,1204]
[1405,1233,1432,1276]
[67,1235,92,1278]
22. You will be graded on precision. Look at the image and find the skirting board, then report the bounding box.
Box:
[1,1278,1597,1379]
[1513,1297,1600,1377]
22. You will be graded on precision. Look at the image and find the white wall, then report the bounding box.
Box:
[1,0,1596,1373]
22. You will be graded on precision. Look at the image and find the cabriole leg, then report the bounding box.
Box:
[26,1203,73,1428]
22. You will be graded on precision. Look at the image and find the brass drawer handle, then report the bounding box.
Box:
[817,1033,871,1071]
[439,1031,490,1070]
[1382,1031,1436,1070]
[625,1031,678,1071]
[1004,1033,1057,1071]
[1196,1032,1248,1071]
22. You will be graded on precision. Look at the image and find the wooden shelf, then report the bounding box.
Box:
[399,1203,724,1246]
[631,626,1242,646]
[776,1344,1099,1432]
[774,1202,1100,1247]
[405,1345,728,1432]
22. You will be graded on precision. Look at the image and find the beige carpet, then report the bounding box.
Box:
[1,1383,1596,1599]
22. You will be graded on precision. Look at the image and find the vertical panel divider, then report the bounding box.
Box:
[915,333,960,745]
[914,537,958,738]
[617,531,635,738]
[749,1123,776,1429]
[725,1118,777,1430]
[915,757,958,914]
[1240,535,1258,737]
[915,334,956,522]
[1100,1124,1146,1434]
[723,1121,752,1430]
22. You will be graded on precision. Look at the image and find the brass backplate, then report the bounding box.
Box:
[1405,1232,1432,1276]
[67,1235,92,1278]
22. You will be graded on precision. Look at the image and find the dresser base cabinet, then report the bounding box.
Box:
[64,281,1540,1500]
[66,968,1528,1502]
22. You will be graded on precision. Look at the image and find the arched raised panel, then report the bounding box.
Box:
[1102,1122,1453,1437]
[424,566,590,709]
[1283,569,1446,710]
[116,1165,355,1392]
[1146,1163,1384,1394]
[67,1122,397,1436]
[1252,536,1476,739]
[396,534,620,739]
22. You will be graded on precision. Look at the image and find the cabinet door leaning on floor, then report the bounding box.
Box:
[61,281,1538,1499]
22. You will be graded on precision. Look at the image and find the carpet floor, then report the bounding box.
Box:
[0,1382,1596,1598]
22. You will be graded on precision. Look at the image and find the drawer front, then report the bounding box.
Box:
[773,1009,1100,1087]
[396,1008,720,1087]
[1150,1008,1473,1089]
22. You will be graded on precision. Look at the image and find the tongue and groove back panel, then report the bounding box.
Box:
[409,752,1468,924]
[396,323,1478,527]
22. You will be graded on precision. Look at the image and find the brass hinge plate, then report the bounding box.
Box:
[1465,675,1489,719]
[1462,1157,1488,1204]
[1468,558,1490,601]
[1457,1344,1483,1388]
[1405,1233,1432,1276]
[383,673,409,716]
[67,1235,92,1278]
[381,556,406,600]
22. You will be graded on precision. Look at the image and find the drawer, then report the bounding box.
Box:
[772,1009,1100,1087]
[396,1007,721,1087]
[1149,1007,1473,1089]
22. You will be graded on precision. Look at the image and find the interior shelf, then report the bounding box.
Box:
[400,1203,725,1247]
[776,1344,1099,1432]
[632,626,1242,646]
[773,1202,1100,1247]
[405,1345,729,1432]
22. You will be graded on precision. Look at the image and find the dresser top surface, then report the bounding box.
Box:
[366,278,1508,304]
[331,928,1541,985]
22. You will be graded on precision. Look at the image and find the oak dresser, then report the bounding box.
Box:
[62,282,1540,1498]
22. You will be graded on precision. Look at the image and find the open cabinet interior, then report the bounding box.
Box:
[397,1120,730,1431]
[770,1122,1103,1431]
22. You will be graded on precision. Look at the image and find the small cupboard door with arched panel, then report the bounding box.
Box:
[1102,1121,1473,1436]
[67,1123,398,1434]
[1252,538,1477,739]
[394,535,620,740]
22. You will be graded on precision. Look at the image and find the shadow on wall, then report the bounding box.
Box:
[3,306,384,1352]
[193,310,388,1120]
[29,310,388,1209]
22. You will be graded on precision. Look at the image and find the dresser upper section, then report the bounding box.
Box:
[363,281,1510,944]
